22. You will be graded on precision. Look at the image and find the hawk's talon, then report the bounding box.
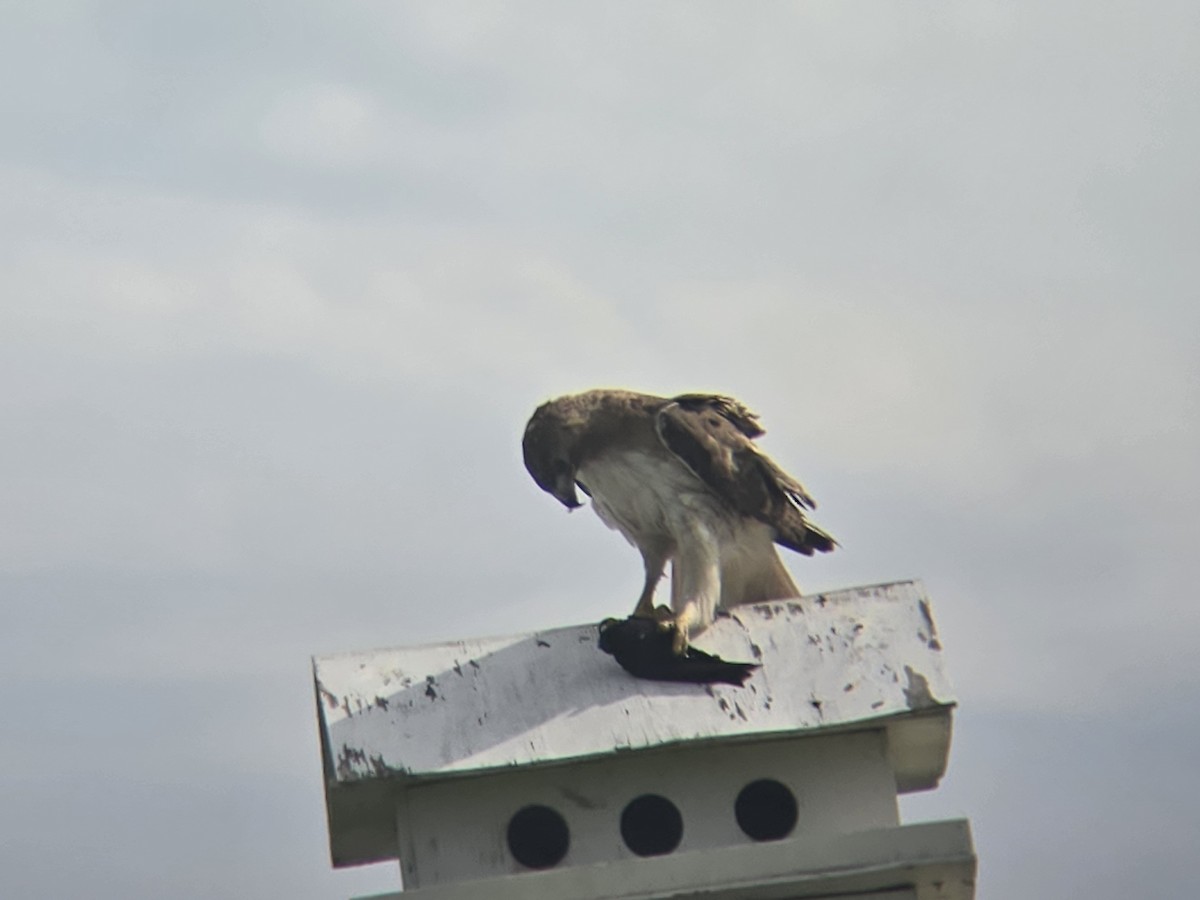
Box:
[671,625,689,656]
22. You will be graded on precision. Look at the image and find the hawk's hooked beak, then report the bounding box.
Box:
[552,475,583,510]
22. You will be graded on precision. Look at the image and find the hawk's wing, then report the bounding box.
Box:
[654,394,836,556]
[668,393,766,438]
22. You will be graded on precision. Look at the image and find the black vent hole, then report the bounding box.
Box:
[735,779,798,841]
[620,793,683,857]
[506,804,569,869]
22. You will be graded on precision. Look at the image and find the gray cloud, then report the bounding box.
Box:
[1,2,1197,897]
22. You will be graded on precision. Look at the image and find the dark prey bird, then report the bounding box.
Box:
[523,389,836,654]
[598,616,758,686]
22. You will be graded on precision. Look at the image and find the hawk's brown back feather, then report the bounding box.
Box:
[655,394,836,557]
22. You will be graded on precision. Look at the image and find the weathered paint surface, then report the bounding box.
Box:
[315,580,954,787]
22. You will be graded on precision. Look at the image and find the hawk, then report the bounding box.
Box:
[523,389,836,653]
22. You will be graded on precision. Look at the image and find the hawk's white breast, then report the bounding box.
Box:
[577,451,730,548]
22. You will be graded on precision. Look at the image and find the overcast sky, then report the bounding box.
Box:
[2,2,1198,898]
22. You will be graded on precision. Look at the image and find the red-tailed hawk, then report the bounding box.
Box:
[523,389,836,653]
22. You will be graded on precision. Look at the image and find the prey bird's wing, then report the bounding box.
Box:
[655,394,837,556]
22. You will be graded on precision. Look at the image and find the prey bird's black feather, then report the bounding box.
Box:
[597,616,758,686]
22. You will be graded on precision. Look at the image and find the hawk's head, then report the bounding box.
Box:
[522,399,585,510]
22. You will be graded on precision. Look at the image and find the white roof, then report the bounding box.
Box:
[315,580,956,865]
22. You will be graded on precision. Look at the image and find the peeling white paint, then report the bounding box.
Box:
[316,580,954,783]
